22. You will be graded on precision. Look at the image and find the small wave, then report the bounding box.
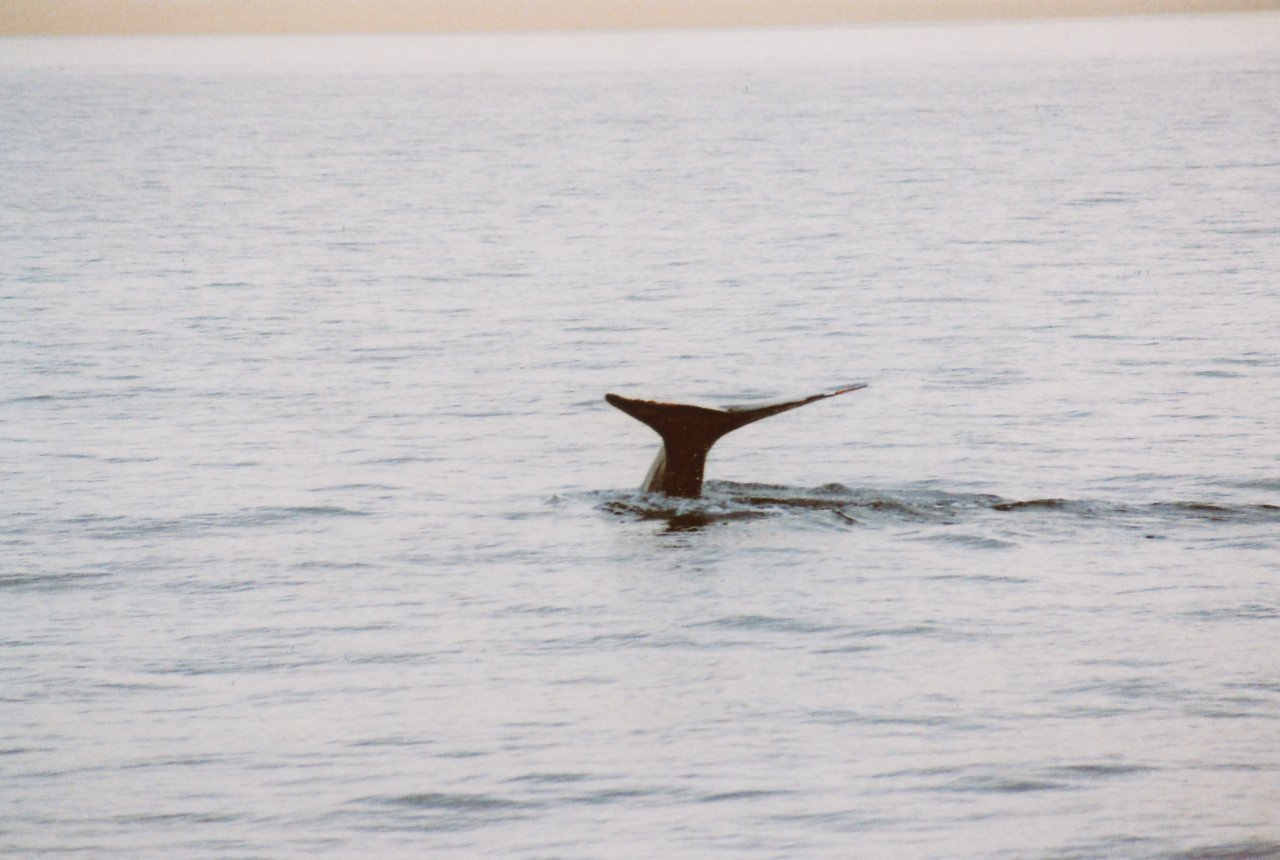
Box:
[340,790,537,832]
[813,643,883,654]
[348,736,436,749]
[1148,501,1280,523]
[920,533,1017,550]
[366,792,527,811]
[809,709,959,728]
[1049,762,1157,779]
[0,571,112,591]
[260,505,368,519]
[1163,840,1280,860]
[359,455,441,465]
[991,498,1068,511]
[289,560,379,571]
[1186,604,1280,622]
[311,483,402,492]
[697,614,838,635]
[507,772,591,785]
[569,787,665,806]
[1227,478,1280,491]
[113,811,245,826]
[1066,194,1134,206]
[74,505,369,540]
[699,789,793,803]
[149,656,328,676]
[941,775,1071,794]
[924,572,1030,583]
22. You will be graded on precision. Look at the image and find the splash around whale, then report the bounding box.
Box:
[605,384,868,498]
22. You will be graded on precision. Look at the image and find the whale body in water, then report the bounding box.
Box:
[605,384,867,498]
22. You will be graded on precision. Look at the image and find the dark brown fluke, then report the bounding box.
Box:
[605,384,867,498]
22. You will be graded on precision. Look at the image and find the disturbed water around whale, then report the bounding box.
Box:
[3,13,1280,859]
[594,480,1280,533]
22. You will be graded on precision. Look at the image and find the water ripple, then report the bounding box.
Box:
[589,482,1280,538]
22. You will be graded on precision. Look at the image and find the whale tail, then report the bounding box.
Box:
[605,384,867,498]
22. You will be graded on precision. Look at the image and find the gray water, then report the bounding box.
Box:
[3,13,1279,858]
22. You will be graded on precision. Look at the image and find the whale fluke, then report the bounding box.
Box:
[605,384,867,498]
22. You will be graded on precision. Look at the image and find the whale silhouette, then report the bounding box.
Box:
[605,384,867,498]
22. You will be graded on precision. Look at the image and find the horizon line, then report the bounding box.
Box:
[4,0,1279,37]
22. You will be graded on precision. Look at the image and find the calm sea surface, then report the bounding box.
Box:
[3,13,1279,858]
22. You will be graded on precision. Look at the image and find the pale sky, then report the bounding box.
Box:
[3,0,1278,36]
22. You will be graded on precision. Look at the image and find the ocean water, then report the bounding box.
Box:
[3,13,1279,858]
